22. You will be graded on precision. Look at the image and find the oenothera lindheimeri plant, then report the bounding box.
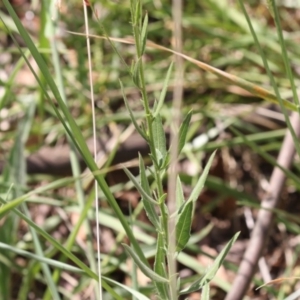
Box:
[1,0,239,299]
[117,0,240,299]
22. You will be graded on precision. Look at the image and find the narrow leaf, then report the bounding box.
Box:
[202,231,240,282]
[139,154,160,229]
[158,193,167,205]
[178,110,192,154]
[266,0,275,18]
[180,232,240,295]
[152,114,167,167]
[154,62,174,117]
[123,244,169,283]
[176,176,185,211]
[124,167,158,205]
[0,196,24,219]
[132,58,141,88]
[103,276,151,300]
[160,203,169,235]
[0,197,98,281]
[189,222,214,244]
[201,283,210,300]
[154,233,169,299]
[0,242,84,273]
[176,201,193,252]
[134,0,141,27]
[187,151,216,204]
[154,233,166,275]
[140,13,148,55]
[121,80,148,140]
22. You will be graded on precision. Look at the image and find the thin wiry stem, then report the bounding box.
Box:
[83,1,102,299]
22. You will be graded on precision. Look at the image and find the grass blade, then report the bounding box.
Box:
[2,0,148,266]
[0,197,98,281]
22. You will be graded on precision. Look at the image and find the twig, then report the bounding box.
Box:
[225,112,300,300]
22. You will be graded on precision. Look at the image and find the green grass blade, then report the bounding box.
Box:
[0,197,98,281]
[230,126,300,188]
[237,0,300,160]
[2,0,147,266]
[0,242,84,274]
[13,101,60,298]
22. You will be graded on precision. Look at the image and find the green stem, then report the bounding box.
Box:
[138,59,169,241]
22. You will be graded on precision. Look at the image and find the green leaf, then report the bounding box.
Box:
[139,154,160,229]
[201,283,210,300]
[140,13,148,55]
[132,58,142,88]
[155,148,164,166]
[134,0,141,26]
[187,151,216,204]
[123,244,169,283]
[158,193,167,205]
[189,222,214,244]
[0,197,98,281]
[176,201,193,252]
[103,276,151,300]
[160,203,169,235]
[180,232,240,295]
[178,110,193,154]
[152,114,167,167]
[154,62,174,118]
[154,233,169,299]
[124,167,158,205]
[0,195,24,219]
[176,176,185,211]
[121,80,148,140]
[0,242,84,274]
